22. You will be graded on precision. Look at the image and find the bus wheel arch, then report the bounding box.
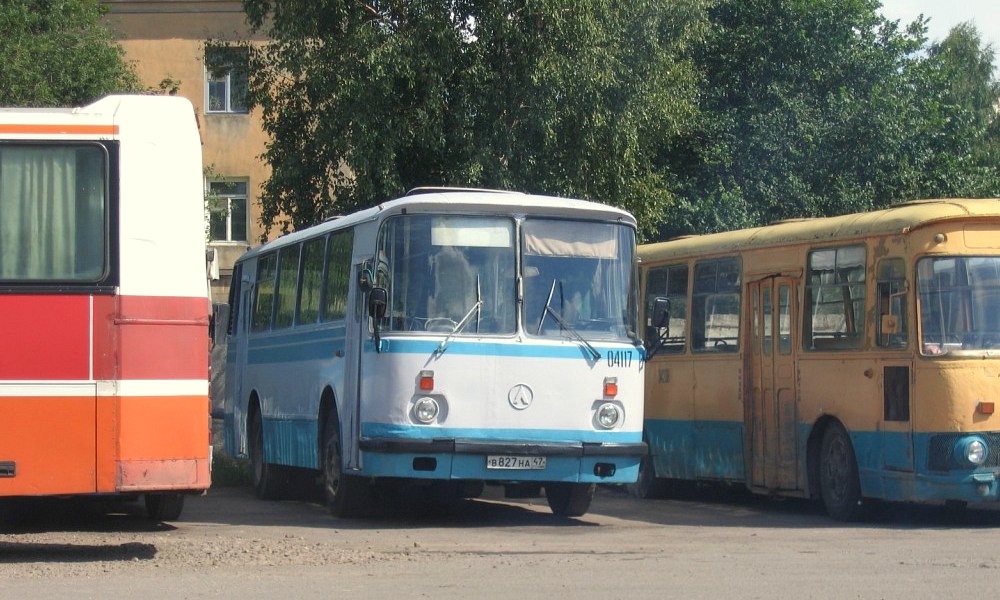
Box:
[320,393,370,518]
[248,393,284,500]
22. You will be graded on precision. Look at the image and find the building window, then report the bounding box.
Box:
[208,180,248,242]
[205,46,249,113]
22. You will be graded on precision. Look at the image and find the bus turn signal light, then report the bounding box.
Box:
[604,377,618,398]
[419,370,434,391]
[978,402,995,415]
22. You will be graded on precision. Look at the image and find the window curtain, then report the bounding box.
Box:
[0,146,104,280]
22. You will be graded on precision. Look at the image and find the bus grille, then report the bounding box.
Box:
[927,432,1000,471]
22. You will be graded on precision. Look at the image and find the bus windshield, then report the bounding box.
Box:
[377,215,517,334]
[918,256,1000,355]
[375,214,636,341]
[522,218,636,342]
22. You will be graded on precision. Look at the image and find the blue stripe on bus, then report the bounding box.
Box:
[377,338,645,360]
[258,416,641,472]
[362,422,643,444]
[247,326,346,364]
[645,418,1000,505]
[361,451,640,483]
[246,331,644,364]
[262,417,320,469]
[644,419,746,481]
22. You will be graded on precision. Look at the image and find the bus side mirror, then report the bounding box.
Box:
[646,297,671,360]
[211,302,230,345]
[652,297,671,329]
[368,287,387,319]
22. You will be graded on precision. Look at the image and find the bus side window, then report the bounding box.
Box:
[227,263,242,336]
[804,246,865,351]
[644,263,688,353]
[274,245,301,329]
[322,229,353,322]
[251,253,277,332]
[876,258,908,348]
[692,257,740,352]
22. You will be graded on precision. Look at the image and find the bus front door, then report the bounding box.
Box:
[747,277,800,492]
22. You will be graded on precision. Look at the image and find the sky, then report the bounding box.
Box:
[878,0,1000,52]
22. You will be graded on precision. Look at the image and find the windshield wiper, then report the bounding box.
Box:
[536,279,601,361]
[434,276,482,356]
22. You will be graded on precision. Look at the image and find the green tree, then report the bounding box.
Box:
[664,0,1000,238]
[240,0,709,239]
[910,23,1000,197]
[0,0,142,107]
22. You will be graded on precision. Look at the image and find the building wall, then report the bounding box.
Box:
[102,0,274,303]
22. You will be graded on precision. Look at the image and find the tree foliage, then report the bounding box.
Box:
[663,0,1000,238]
[0,0,142,107]
[242,0,1000,240]
[241,0,710,239]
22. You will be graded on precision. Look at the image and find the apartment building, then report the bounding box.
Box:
[102,0,273,302]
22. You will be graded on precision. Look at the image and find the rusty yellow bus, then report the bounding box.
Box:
[638,198,1000,519]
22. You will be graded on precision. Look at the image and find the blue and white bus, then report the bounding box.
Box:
[222,188,645,516]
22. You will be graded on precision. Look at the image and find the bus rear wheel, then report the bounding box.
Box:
[819,423,867,521]
[145,493,184,521]
[322,412,370,518]
[545,482,595,517]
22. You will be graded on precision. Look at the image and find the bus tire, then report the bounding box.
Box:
[545,482,595,517]
[249,408,284,500]
[322,411,369,518]
[145,493,185,521]
[819,423,867,521]
[627,445,668,499]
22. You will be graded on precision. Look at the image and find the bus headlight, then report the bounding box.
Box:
[954,437,988,467]
[596,402,622,429]
[413,397,440,424]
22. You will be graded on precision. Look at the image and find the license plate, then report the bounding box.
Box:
[486,455,546,470]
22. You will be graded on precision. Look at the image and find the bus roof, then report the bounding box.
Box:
[641,198,1000,261]
[240,188,636,260]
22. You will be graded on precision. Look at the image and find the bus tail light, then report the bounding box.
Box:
[603,377,618,398]
[418,370,434,391]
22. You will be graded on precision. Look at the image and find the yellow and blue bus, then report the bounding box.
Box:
[638,199,1000,519]
[222,188,646,517]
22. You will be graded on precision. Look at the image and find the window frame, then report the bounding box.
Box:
[205,46,250,114]
[207,179,249,243]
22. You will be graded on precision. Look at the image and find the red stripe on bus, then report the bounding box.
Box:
[0,294,208,381]
[0,124,119,136]
[0,295,90,380]
[113,295,210,381]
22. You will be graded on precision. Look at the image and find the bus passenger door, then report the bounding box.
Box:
[226,268,252,456]
[747,277,800,492]
[340,261,367,471]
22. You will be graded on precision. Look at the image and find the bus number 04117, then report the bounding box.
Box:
[606,350,634,368]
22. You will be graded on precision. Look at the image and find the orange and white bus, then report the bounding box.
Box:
[0,95,211,520]
[638,199,1000,519]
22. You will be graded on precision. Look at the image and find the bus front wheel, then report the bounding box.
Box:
[627,444,668,499]
[545,482,595,517]
[322,412,370,518]
[819,423,867,521]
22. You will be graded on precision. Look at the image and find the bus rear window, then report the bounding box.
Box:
[0,144,108,282]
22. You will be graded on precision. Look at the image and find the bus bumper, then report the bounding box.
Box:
[357,437,646,483]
